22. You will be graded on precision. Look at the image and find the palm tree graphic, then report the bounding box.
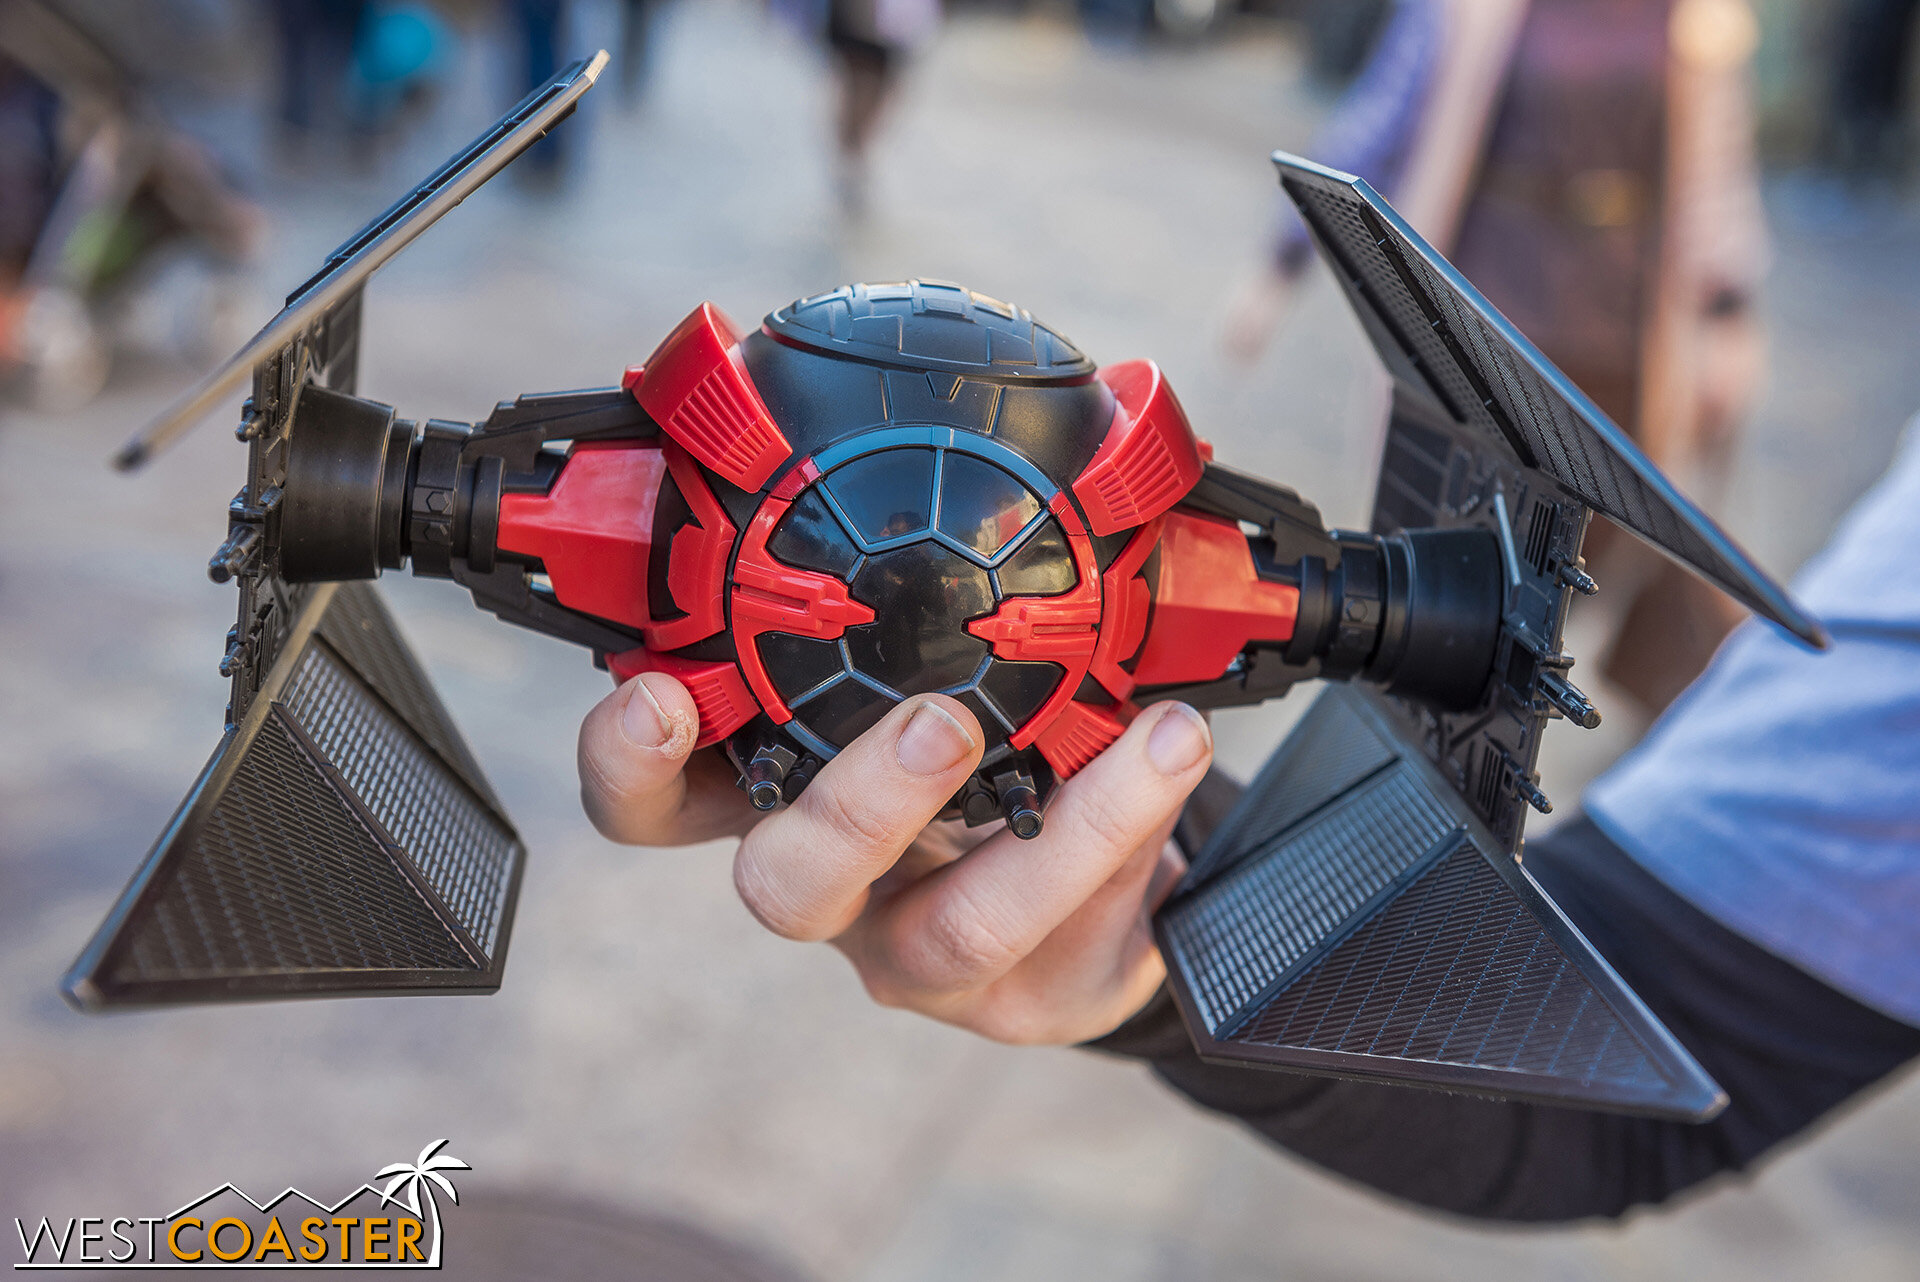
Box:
[375,1139,470,1267]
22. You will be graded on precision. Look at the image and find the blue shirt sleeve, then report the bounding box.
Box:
[1585,420,1920,1027]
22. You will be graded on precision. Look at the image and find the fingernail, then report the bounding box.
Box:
[621,676,671,748]
[1146,703,1209,775]
[895,701,975,776]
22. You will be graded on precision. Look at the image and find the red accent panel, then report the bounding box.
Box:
[1071,361,1205,536]
[605,650,757,749]
[973,494,1104,749]
[645,442,736,653]
[1035,700,1132,779]
[967,597,1100,664]
[770,457,821,501]
[1130,509,1301,687]
[627,303,792,493]
[1087,517,1163,700]
[731,496,876,721]
[496,441,666,633]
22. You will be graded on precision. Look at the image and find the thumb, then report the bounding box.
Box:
[577,671,702,844]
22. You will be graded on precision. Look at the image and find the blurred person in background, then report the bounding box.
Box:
[0,52,61,388]
[272,1,455,162]
[510,0,571,179]
[576,409,1920,1221]
[0,0,261,408]
[1076,0,1154,46]
[1298,0,1394,85]
[615,0,660,106]
[1828,0,1920,178]
[775,0,941,218]
[271,0,367,143]
[1227,0,1771,714]
[348,2,455,145]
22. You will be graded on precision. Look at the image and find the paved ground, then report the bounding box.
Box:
[5,4,1920,1279]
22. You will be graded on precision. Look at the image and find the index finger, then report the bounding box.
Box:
[731,695,984,942]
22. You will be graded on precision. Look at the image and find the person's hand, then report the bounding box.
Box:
[578,678,1213,1044]
[1221,268,1295,365]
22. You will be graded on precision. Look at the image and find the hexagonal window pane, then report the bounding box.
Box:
[822,448,935,546]
[994,520,1078,597]
[769,489,861,578]
[937,453,1042,559]
[800,679,896,750]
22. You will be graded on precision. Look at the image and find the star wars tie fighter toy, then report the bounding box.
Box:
[70,53,1825,1123]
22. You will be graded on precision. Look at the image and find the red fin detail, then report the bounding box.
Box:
[1130,509,1301,686]
[1087,516,1163,700]
[629,303,791,492]
[645,441,736,652]
[731,496,876,721]
[1071,361,1205,536]
[497,441,666,633]
[1035,700,1131,779]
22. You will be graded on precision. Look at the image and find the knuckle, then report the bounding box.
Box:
[577,757,681,845]
[892,891,1022,991]
[806,779,901,853]
[1058,778,1147,853]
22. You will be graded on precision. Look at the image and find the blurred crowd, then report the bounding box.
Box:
[2,0,1915,707]
[3,0,1915,405]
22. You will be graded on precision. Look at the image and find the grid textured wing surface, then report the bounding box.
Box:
[1275,154,1823,647]
[1228,837,1667,1093]
[66,584,523,1007]
[1161,752,1455,1030]
[281,636,517,955]
[314,583,503,812]
[106,710,473,987]
[1182,691,1399,887]
[1157,688,1725,1118]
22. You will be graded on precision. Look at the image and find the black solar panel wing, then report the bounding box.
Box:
[1157,687,1725,1119]
[1153,153,1822,1120]
[1272,153,1824,649]
[113,50,608,470]
[67,55,609,1008]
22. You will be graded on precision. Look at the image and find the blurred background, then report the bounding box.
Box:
[4,0,1920,1277]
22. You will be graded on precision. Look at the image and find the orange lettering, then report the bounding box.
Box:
[167,1218,202,1262]
[298,1218,327,1262]
[206,1218,251,1263]
[330,1218,359,1261]
[253,1217,295,1262]
[395,1218,425,1261]
[361,1217,390,1262]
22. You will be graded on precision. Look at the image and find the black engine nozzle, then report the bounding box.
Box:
[1368,527,1505,711]
[278,384,414,582]
[1273,526,1504,715]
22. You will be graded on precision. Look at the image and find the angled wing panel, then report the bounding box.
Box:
[1275,152,1825,649]
[65,583,525,1008]
[115,50,609,468]
[1157,686,1724,1120]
